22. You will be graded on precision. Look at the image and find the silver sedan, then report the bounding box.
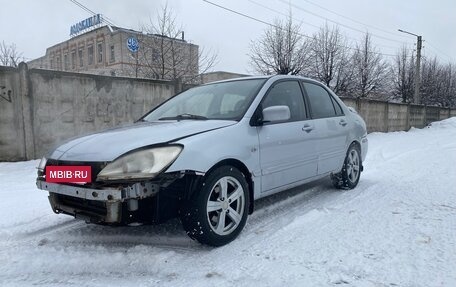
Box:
[36,75,368,246]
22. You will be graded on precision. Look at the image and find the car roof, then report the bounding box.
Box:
[203,74,324,86]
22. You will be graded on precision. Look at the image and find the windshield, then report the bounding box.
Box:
[143,78,266,121]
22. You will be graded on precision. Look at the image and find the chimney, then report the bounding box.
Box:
[181,31,185,40]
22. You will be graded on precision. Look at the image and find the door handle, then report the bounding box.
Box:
[339,119,347,126]
[302,124,314,133]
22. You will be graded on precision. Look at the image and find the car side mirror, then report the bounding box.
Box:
[262,105,290,123]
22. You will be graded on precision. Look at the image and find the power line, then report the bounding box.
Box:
[279,0,414,45]
[68,0,116,27]
[425,41,453,61]
[248,0,320,29]
[203,0,276,28]
[299,0,412,41]
[247,0,412,52]
[69,0,95,16]
[101,15,117,27]
[203,0,398,58]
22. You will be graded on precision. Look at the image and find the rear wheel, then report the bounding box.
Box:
[180,166,249,246]
[332,143,362,189]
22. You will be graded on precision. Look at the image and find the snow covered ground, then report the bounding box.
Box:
[1,118,456,287]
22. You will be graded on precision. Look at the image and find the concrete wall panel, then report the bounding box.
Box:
[0,67,26,161]
[358,100,388,133]
[388,103,408,132]
[28,69,176,157]
[409,105,426,128]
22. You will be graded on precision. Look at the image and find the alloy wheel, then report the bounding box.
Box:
[206,176,245,236]
[347,149,360,183]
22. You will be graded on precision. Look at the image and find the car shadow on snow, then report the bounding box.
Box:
[33,176,349,251]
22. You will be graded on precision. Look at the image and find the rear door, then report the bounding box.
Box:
[257,80,318,193]
[302,82,348,174]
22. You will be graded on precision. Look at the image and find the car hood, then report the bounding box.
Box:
[48,120,236,162]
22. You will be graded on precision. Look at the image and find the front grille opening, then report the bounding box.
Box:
[56,194,107,215]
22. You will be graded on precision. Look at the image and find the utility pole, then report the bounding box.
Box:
[398,29,422,104]
[415,36,422,104]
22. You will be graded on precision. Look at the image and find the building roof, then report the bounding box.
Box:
[43,25,192,52]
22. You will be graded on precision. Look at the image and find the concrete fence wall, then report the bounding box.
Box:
[0,64,178,161]
[1,64,455,161]
[0,66,27,161]
[339,97,456,133]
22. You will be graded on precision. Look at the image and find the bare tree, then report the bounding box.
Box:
[391,53,455,107]
[0,41,23,67]
[309,24,353,95]
[137,4,217,83]
[440,63,456,107]
[249,16,311,75]
[352,33,388,98]
[391,46,415,103]
[420,56,445,106]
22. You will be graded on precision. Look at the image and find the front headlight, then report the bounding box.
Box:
[96,145,182,181]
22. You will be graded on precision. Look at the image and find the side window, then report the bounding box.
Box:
[303,83,336,118]
[262,81,307,122]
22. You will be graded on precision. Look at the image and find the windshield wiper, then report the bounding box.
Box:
[158,113,208,121]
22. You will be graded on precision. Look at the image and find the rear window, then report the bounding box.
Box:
[330,95,344,116]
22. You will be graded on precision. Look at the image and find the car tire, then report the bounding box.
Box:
[332,143,362,189]
[179,165,249,247]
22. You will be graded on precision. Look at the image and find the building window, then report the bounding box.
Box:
[78,48,83,67]
[71,50,76,69]
[50,59,54,69]
[97,42,103,63]
[56,56,61,70]
[88,45,94,65]
[152,48,160,63]
[64,54,69,70]
[110,45,115,62]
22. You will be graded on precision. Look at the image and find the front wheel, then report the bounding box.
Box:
[332,143,362,189]
[180,166,249,246]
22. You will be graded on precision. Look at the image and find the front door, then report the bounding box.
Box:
[257,80,319,193]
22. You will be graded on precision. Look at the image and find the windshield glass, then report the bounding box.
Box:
[143,78,266,121]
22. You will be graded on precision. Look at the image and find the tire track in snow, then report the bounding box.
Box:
[20,219,84,239]
[244,177,372,242]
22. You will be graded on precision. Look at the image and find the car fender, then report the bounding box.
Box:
[165,119,262,198]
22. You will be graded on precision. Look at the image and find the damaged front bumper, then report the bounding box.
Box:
[36,180,159,223]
